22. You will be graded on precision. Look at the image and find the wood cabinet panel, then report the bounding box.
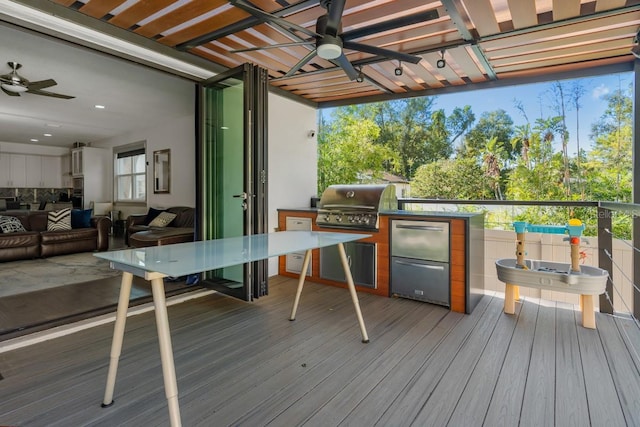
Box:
[278,210,484,314]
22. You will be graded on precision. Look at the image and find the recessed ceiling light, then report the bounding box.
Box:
[30,138,39,142]
[45,123,61,128]
[95,104,106,109]
[43,133,52,137]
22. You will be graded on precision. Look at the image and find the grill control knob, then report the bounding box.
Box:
[335,216,342,222]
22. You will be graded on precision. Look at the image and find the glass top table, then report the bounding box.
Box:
[95,230,371,278]
[97,231,371,427]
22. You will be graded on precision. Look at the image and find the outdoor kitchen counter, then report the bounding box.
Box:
[278,209,485,314]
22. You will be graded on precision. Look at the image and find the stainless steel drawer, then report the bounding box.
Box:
[391,220,449,262]
[391,256,450,306]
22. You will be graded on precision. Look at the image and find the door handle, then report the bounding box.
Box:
[233,192,248,200]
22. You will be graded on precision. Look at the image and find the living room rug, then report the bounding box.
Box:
[0,252,121,298]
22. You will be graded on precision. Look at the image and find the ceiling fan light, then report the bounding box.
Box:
[1,82,28,93]
[317,43,342,60]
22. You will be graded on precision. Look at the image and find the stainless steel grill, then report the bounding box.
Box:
[316,184,398,230]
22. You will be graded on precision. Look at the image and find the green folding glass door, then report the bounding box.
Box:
[197,64,268,301]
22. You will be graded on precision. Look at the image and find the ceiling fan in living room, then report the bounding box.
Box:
[0,61,75,99]
[230,0,433,81]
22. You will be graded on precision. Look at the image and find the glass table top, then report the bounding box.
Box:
[95,231,371,278]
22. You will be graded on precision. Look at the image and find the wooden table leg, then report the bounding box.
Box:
[102,272,133,407]
[289,249,312,321]
[337,243,369,343]
[504,283,516,315]
[150,276,182,427]
[581,294,596,329]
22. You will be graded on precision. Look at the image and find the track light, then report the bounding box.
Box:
[356,67,364,83]
[394,61,403,76]
[436,49,446,69]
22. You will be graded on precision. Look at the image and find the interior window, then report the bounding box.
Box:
[115,148,146,202]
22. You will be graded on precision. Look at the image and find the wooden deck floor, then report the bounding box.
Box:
[0,276,639,426]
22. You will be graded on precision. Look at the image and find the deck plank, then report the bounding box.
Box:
[597,312,640,426]
[576,314,627,426]
[411,296,506,425]
[370,295,495,426]
[519,300,556,426]
[446,295,524,425]
[0,278,639,427]
[484,297,540,426]
[555,302,590,425]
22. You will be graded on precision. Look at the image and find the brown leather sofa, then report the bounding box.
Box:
[126,206,195,248]
[0,211,111,262]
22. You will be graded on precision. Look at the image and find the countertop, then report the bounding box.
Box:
[278,207,482,219]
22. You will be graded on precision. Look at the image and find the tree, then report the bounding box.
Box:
[584,85,633,202]
[317,109,394,194]
[411,157,491,199]
[446,105,475,148]
[462,109,515,159]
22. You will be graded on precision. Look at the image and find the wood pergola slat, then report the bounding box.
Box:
[158,8,251,47]
[490,38,633,67]
[481,11,640,51]
[507,0,538,29]
[487,25,637,59]
[134,0,228,39]
[108,0,177,30]
[78,0,127,20]
[553,0,582,21]
[595,0,627,12]
[447,46,488,82]
[460,0,500,36]
[494,46,631,73]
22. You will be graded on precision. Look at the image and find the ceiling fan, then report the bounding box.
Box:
[230,0,431,81]
[0,62,75,99]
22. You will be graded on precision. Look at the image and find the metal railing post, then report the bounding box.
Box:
[598,206,614,314]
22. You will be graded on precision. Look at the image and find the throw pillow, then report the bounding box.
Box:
[71,208,93,228]
[0,215,27,233]
[148,211,177,227]
[144,207,165,225]
[47,208,72,231]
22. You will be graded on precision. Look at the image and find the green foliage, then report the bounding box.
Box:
[411,157,492,199]
[317,110,394,194]
[461,109,515,159]
[318,78,634,239]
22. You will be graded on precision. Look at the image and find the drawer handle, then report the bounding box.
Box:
[395,260,445,270]
[396,225,444,232]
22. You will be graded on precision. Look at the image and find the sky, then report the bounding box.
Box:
[320,71,632,156]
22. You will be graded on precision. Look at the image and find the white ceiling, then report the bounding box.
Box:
[0,23,196,149]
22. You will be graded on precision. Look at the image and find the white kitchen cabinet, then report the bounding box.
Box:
[0,153,27,187]
[25,155,62,188]
[71,148,83,176]
[285,216,312,276]
[0,153,10,186]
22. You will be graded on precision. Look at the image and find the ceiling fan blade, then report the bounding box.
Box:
[333,53,359,81]
[27,79,57,90]
[343,41,422,64]
[284,50,318,77]
[26,89,75,99]
[1,86,21,96]
[230,0,320,38]
[231,41,315,54]
[325,0,346,37]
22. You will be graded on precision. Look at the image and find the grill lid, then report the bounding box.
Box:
[316,184,398,229]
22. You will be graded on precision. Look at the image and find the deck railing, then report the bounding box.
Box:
[397,198,640,325]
